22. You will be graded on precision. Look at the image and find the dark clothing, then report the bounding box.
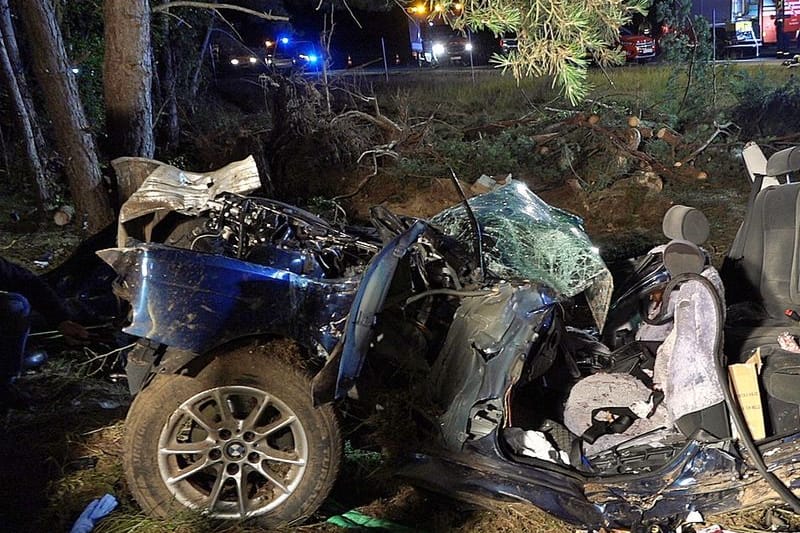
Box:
[0,257,71,326]
[0,292,30,381]
[0,257,72,382]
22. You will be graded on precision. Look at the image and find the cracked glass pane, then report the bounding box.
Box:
[432,181,613,327]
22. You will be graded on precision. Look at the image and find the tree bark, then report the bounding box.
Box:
[0,1,51,208]
[0,0,47,159]
[103,0,154,161]
[14,0,113,233]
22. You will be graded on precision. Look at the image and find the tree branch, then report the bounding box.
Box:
[152,2,289,22]
[331,110,402,136]
[678,121,738,165]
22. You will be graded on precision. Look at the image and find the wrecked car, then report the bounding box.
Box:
[99,146,800,531]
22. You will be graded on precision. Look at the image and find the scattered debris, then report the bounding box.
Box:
[70,493,117,533]
[327,509,416,531]
[471,173,513,194]
[783,55,800,68]
[778,332,800,353]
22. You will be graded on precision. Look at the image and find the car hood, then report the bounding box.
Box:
[620,35,654,44]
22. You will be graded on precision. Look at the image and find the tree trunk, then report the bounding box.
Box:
[189,14,214,105]
[14,0,113,233]
[103,0,154,161]
[0,0,47,159]
[0,2,51,208]
[158,0,179,151]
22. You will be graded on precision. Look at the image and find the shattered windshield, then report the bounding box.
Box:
[432,181,613,327]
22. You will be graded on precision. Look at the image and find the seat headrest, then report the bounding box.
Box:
[766,146,800,177]
[662,205,710,245]
[663,239,705,277]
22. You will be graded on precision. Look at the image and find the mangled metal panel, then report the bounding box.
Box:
[98,243,358,356]
[432,181,612,327]
[431,283,556,450]
[114,156,262,246]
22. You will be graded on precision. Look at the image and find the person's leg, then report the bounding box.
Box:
[0,291,30,384]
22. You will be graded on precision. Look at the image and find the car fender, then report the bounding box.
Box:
[312,221,428,403]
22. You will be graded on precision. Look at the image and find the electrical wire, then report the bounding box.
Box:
[404,288,494,306]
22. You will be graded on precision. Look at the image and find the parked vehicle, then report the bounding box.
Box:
[227,53,263,71]
[100,146,800,531]
[407,8,487,67]
[434,33,476,65]
[619,27,656,62]
[224,39,326,75]
[499,33,518,55]
[280,40,325,71]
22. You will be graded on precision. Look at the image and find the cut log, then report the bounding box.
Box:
[627,116,640,128]
[53,204,75,226]
[656,127,683,147]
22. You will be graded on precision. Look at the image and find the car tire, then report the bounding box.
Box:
[122,345,342,526]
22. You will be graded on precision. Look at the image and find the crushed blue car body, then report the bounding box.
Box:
[100,174,800,532]
[99,244,359,356]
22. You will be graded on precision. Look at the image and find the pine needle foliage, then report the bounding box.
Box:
[418,0,650,103]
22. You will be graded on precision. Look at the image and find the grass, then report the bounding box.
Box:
[363,63,796,125]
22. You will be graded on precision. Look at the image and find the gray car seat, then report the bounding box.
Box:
[601,205,711,349]
[722,146,800,357]
[565,240,728,457]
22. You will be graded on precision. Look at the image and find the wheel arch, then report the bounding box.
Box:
[131,333,328,395]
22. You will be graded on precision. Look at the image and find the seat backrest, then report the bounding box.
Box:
[728,182,800,316]
[654,270,726,433]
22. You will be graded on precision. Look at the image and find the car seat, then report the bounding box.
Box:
[564,240,728,457]
[602,204,713,349]
[722,146,800,357]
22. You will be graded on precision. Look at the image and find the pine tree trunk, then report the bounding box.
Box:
[14,0,113,233]
[0,0,47,160]
[103,0,154,161]
[0,1,51,208]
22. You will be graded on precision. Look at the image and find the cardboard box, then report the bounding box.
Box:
[728,350,766,440]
